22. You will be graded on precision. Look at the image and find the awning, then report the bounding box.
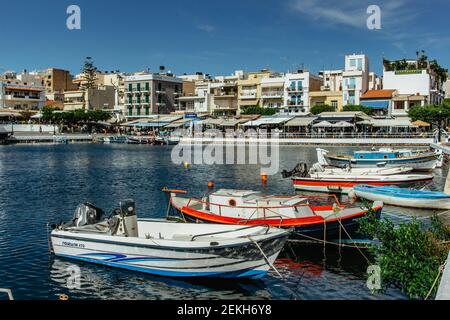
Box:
[242,116,293,127]
[333,121,354,128]
[220,119,249,127]
[313,121,333,128]
[357,119,373,125]
[412,120,430,127]
[164,119,193,128]
[285,117,317,127]
[371,118,417,127]
[318,116,354,122]
[260,83,284,88]
[360,100,390,109]
[30,113,43,119]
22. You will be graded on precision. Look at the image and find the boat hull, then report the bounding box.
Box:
[51,227,288,279]
[172,200,383,241]
[292,176,433,194]
[325,155,437,171]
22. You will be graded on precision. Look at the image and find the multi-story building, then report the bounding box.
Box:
[124,73,183,117]
[0,78,46,110]
[383,57,446,116]
[342,54,369,106]
[95,72,125,107]
[368,72,382,90]
[260,76,285,110]
[39,68,78,94]
[444,78,450,99]
[63,86,115,111]
[319,70,343,91]
[283,71,322,114]
[237,70,271,114]
[309,91,343,111]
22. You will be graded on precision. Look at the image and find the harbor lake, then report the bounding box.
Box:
[0,144,448,300]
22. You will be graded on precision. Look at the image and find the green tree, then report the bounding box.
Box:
[408,103,450,129]
[342,104,373,116]
[310,104,335,115]
[80,57,98,90]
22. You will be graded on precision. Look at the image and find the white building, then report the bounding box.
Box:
[443,78,450,99]
[319,70,343,91]
[383,58,445,116]
[283,71,322,114]
[0,78,46,110]
[342,54,369,106]
[368,72,382,90]
[260,76,284,109]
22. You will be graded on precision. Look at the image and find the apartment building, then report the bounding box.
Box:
[444,78,450,98]
[309,91,343,111]
[383,57,445,116]
[283,71,322,114]
[63,86,115,111]
[342,54,369,106]
[124,73,183,117]
[319,70,343,91]
[260,77,285,110]
[368,72,382,90]
[0,77,46,110]
[237,70,271,113]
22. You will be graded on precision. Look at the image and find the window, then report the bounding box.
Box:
[128,107,133,116]
[331,101,338,108]
[128,83,132,92]
[136,107,141,116]
[297,81,303,90]
[145,107,150,115]
[137,83,141,91]
[145,82,149,91]
[350,59,356,67]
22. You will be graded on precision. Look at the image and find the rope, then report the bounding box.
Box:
[290,231,373,249]
[425,261,447,300]
[248,236,283,279]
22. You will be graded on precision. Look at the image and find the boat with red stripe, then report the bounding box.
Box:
[165,188,383,241]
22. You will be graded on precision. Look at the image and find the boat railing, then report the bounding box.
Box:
[190,225,271,241]
[184,194,342,213]
[238,214,284,227]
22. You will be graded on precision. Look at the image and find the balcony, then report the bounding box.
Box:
[239,92,256,99]
[286,87,304,93]
[261,91,283,98]
[155,89,166,94]
[346,84,356,90]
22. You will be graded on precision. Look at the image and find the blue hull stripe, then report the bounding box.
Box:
[56,254,268,279]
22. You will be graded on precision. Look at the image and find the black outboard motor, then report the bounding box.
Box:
[281,162,308,178]
[70,202,104,227]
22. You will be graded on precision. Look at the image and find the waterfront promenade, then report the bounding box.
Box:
[436,251,450,300]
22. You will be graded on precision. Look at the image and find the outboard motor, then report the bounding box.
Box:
[115,199,138,237]
[72,202,104,227]
[281,162,308,178]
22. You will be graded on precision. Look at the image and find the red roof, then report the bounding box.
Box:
[361,90,396,99]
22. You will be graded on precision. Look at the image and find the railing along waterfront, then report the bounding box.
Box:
[191,132,436,139]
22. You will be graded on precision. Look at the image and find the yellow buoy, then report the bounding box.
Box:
[183,161,190,169]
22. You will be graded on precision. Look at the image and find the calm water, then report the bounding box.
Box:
[0,144,448,300]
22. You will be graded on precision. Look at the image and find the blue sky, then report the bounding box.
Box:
[0,0,449,76]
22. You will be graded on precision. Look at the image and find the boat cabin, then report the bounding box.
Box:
[207,189,315,219]
[353,151,398,160]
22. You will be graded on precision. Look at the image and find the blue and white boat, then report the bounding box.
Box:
[352,185,450,209]
[50,200,289,279]
[317,148,438,171]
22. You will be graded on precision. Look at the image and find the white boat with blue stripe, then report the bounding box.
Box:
[50,200,289,279]
[353,185,450,210]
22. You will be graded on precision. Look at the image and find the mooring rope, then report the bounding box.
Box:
[425,261,447,300]
[248,236,283,279]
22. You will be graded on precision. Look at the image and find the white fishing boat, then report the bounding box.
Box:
[316,148,438,171]
[50,200,289,279]
[352,185,450,210]
[282,162,432,194]
[306,163,413,177]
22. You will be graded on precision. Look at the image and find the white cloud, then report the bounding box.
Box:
[197,24,215,33]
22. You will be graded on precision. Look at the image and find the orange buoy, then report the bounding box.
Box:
[261,172,268,185]
[207,181,214,189]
